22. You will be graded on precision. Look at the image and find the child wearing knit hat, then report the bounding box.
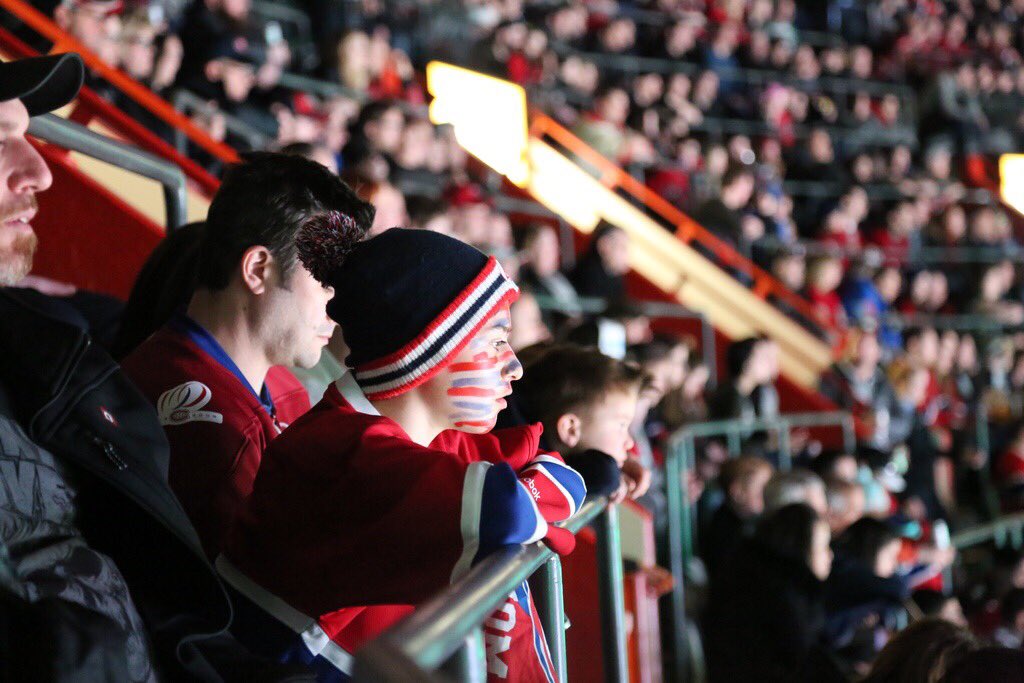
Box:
[221,226,587,682]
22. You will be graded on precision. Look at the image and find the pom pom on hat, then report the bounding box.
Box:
[296,211,366,284]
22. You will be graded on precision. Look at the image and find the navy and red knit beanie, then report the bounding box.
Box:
[320,228,519,400]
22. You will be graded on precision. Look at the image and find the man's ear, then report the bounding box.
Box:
[240,245,274,295]
[556,413,582,449]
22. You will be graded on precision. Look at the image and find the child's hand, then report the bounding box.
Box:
[621,458,651,499]
[609,479,629,505]
[640,565,674,597]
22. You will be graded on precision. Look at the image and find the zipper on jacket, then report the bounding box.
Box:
[90,433,128,471]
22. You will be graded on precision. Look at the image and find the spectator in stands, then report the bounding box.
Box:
[516,344,652,502]
[941,646,1024,683]
[824,479,866,536]
[812,450,860,485]
[770,242,807,292]
[764,469,828,516]
[806,255,848,332]
[518,223,582,324]
[993,588,1024,648]
[691,164,756,248]
[222,228,586,679]
[573,85,630,161]
[705,503,841,682]
[344,100,404,168]
[0,53,300,682]
[820,329,900,450]
[122,154,374,557]
[709,336,773,422]
[360,178,408,237]
[996,422,1024,509]
[861,618,977,683]
[406,194,454,235]
[921,62,989,153]
[570,222,630,301]
[912,589,967,627]
[702,455,775,579]
[973,261,1024,326]
[825,517,913,672]
[508,291,551,351]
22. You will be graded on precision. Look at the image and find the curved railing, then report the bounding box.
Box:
[663,411,855,681]
[353,496,627,682]
[953,512,1024,550]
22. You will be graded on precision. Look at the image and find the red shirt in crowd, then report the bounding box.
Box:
[121,314,310,557]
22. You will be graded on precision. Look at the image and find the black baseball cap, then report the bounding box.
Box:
[0,53,85,116]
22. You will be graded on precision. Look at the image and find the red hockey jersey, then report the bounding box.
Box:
[121,316,310,557]
[220,373,586,682]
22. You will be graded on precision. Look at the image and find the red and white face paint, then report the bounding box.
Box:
[423,306,522,434]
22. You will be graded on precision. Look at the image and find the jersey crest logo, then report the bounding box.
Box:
[99,406,118,427]
[157,381,224,426]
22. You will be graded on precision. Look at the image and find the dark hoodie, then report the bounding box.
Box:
[704,539,844,683]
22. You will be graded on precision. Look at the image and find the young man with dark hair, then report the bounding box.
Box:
[691,163,755,247]
[220,228,587,681]
[0,54,304,681]
[122,153,375,557]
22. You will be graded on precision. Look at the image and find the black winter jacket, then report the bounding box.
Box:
[704,539,846,683]
[0,290,311,682]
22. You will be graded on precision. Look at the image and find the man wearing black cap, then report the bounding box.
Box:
[0,54,306,681]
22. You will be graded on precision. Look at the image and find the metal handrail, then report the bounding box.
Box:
[532,294,719,388]
[549,41,918,101]
[0,0,238,164]
[662,410,854,682]
[953,512,1024,550]
[885,313,1024,333]
[780,180,994,204]
[171,90,272,153]
[353,496,626,681]
[29,113,188,230]
[757,237,1022,265]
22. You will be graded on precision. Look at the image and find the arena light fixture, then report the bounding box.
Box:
[426,62,530,185]
[999,153,1024,216]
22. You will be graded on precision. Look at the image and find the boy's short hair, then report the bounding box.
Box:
[718,456,773,494]
[517,344,644,431]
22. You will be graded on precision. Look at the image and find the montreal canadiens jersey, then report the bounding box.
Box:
[219,373,586,682]
[121,315,310,557]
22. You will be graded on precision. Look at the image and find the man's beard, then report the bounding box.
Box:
[0,231,38,286]
[0,195,39,286]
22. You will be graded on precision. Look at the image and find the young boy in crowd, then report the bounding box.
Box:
[122,153,375,558]
[513,344,652,502]
[701,455,775,579]
[220,228,587,681]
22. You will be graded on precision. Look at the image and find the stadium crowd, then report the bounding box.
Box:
[5,0,1024,681]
